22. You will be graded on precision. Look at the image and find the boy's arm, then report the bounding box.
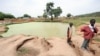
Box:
[81,26,85,32]
[94,27,99,36]
[95,27,98,33]
[67,27,69,37]
[67,27,71,38]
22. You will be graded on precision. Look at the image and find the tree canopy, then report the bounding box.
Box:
[0,12,15,20]
[67,13,72,18]
[43,2,62,21]
[43,10,48,18]
[53,7,62,18]
[23,14,31,18]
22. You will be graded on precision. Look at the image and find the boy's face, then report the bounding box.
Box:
[90,19,96,26]
[90,21,95,26]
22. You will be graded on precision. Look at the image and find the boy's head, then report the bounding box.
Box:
[90,19,96,26]
[69,22,73,27]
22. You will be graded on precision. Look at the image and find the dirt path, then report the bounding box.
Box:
[38,37,77,56]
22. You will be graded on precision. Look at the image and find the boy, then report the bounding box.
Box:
[81,19,98,50]
[67,23,73,45]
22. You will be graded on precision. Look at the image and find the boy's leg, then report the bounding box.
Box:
[81,38,89,49]
[67,38,72,45]
[85,39,90,49]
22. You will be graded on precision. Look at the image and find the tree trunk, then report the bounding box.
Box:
[51,15,53,21]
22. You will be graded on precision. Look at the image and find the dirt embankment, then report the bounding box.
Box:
[0,26,7,32]
[0,23,100,56]
[17,35,100,56]
[0,25,8,35]
[0,34,100,56]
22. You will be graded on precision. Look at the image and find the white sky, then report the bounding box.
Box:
[0,0,100,17]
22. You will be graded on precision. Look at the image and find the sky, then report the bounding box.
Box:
[0,0,100,17]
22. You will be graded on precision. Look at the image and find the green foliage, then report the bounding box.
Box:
[53,7,62,18]
[0,12,5,20]
[43,14,48,18]
[4,14,15,18]
[23,14,31,18]
[46,2,54,12]
[46,2,54,21]
[45,2,62,21]
[43,10,48,18]
[0,12,15,20]
[67,13,71,18]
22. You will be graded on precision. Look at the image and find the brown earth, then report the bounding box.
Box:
[0,25,8,35]
[0,34,99,56]
[0,23,100,56]
[0,26,7,32]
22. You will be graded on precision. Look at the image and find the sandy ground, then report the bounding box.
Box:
[0,34,99,56]
[0,23,100,56]
[0,26,7,32]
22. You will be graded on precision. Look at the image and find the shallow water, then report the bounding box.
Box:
[2,22,69,38]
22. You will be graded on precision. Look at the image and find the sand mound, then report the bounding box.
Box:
[17,37,52,56]
[0,34,100,56]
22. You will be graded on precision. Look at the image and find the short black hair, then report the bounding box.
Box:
[69,22,73,25]
[90,19,96,23]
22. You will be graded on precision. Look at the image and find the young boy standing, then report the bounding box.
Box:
[67,23,73,45]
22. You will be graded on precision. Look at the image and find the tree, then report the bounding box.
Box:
[46,2,54,21]
[43,10,48,18]
[43,13,48,19]
[0,12,15,20]
[46,2,54,12]
[45,2,62,21]
[0,12,5,20]
[23,14,31,18]
[53,7,62,18]
[4,14,15,18]
[67,13,72,19]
